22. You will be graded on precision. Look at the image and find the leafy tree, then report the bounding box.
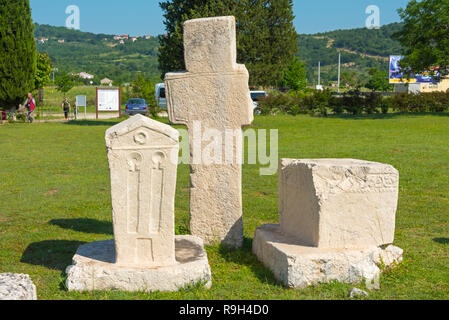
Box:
[129,73,158,116]
[158,0,234,78]
[394,0,449,76]
[55,73,75,97]
[35,53,52,89]
[366,68,393,92]
[283,58,307,93]
[158,0,298,86]
[340,71,363,88]
[0,0,36,110]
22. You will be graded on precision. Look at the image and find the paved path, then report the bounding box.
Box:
[36,112,168,123]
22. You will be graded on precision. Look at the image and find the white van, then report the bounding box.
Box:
[155,83,167,109]
[250,91,268,110]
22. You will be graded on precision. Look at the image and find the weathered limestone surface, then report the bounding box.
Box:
[105,114,179,267]
[253,158,403,289]
[253,225,403,289]
[66,236,212,292]
[66,115,212,292]
[165,16,254,248]
[279,159,399,249]
[0,273,37,300]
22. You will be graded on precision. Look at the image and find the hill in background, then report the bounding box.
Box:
[35,23,403,86]
[298,23,403,86]
[35,23,161,84]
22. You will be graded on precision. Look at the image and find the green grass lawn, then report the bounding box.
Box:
[0,114,448,300]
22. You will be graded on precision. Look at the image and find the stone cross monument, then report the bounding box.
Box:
[165,16,254,247]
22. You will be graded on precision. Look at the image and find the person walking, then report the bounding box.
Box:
[62,97,71,121]
[24,92,36,123]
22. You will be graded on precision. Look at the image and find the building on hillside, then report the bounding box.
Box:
[101,78,113,86]
[58,39,65,43]
[394,78,449,94]
[37,37,48,44]
[131,37,138,42]
[144,35,152,40]
[114,35,129,40]
[78,72,95,80]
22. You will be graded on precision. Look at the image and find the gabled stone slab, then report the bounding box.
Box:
[66,115,211,292]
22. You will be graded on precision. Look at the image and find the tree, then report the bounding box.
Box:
[158,0,234,78]
[340,71,363,88]
[282,58,307,93]
[158,0,298,86]
[55,73,75,97]
[35,53,52,89]
[366,68,393,92]
[129,73,158,116]
[0,0,36,110]
[130,74,156,103]
[394,0,449,76]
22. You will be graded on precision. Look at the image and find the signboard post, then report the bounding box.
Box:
[96,88,121,120]
[76,95,87,120]
[389,55,440,84]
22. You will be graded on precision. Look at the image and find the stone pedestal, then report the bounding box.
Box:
[253,225,403,289]
[66,236,212,292]
[0,273,37,300]
[253,159,403,288]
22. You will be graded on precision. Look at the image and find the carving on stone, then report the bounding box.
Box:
[134,131,148,145]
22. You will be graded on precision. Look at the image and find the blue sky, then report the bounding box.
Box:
[30,0,410,36]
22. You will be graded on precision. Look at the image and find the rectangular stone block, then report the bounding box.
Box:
[279,159,399,249]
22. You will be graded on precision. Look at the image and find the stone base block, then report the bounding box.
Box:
[66,236,212,292]
[253,225,403,289]
[0,273,37,300]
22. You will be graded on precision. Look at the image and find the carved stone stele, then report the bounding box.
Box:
[66,115,212,292]
[105,114,179,267]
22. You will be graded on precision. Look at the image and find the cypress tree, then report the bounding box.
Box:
[0,0,36,110]
[263,0,298,86]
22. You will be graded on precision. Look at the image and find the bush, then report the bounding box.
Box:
[257,89,449,117]
[364,92,382,114]
[342,89,364,115]
[305,89,333,116]
[390,91,449,113]
[16,113,26,123]
[257,91,308,116]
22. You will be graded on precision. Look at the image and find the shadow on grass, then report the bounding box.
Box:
[21,240,86,271]
[64,120,121,126]
[218,237,279,286]
[433,238,449,245]
[49,218,113,235]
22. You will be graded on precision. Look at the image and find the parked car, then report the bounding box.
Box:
[125,98,148,115]
[155,83,167,110]
[250,91,268,114]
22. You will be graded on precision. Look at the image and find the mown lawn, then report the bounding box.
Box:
[0,114,448,300]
